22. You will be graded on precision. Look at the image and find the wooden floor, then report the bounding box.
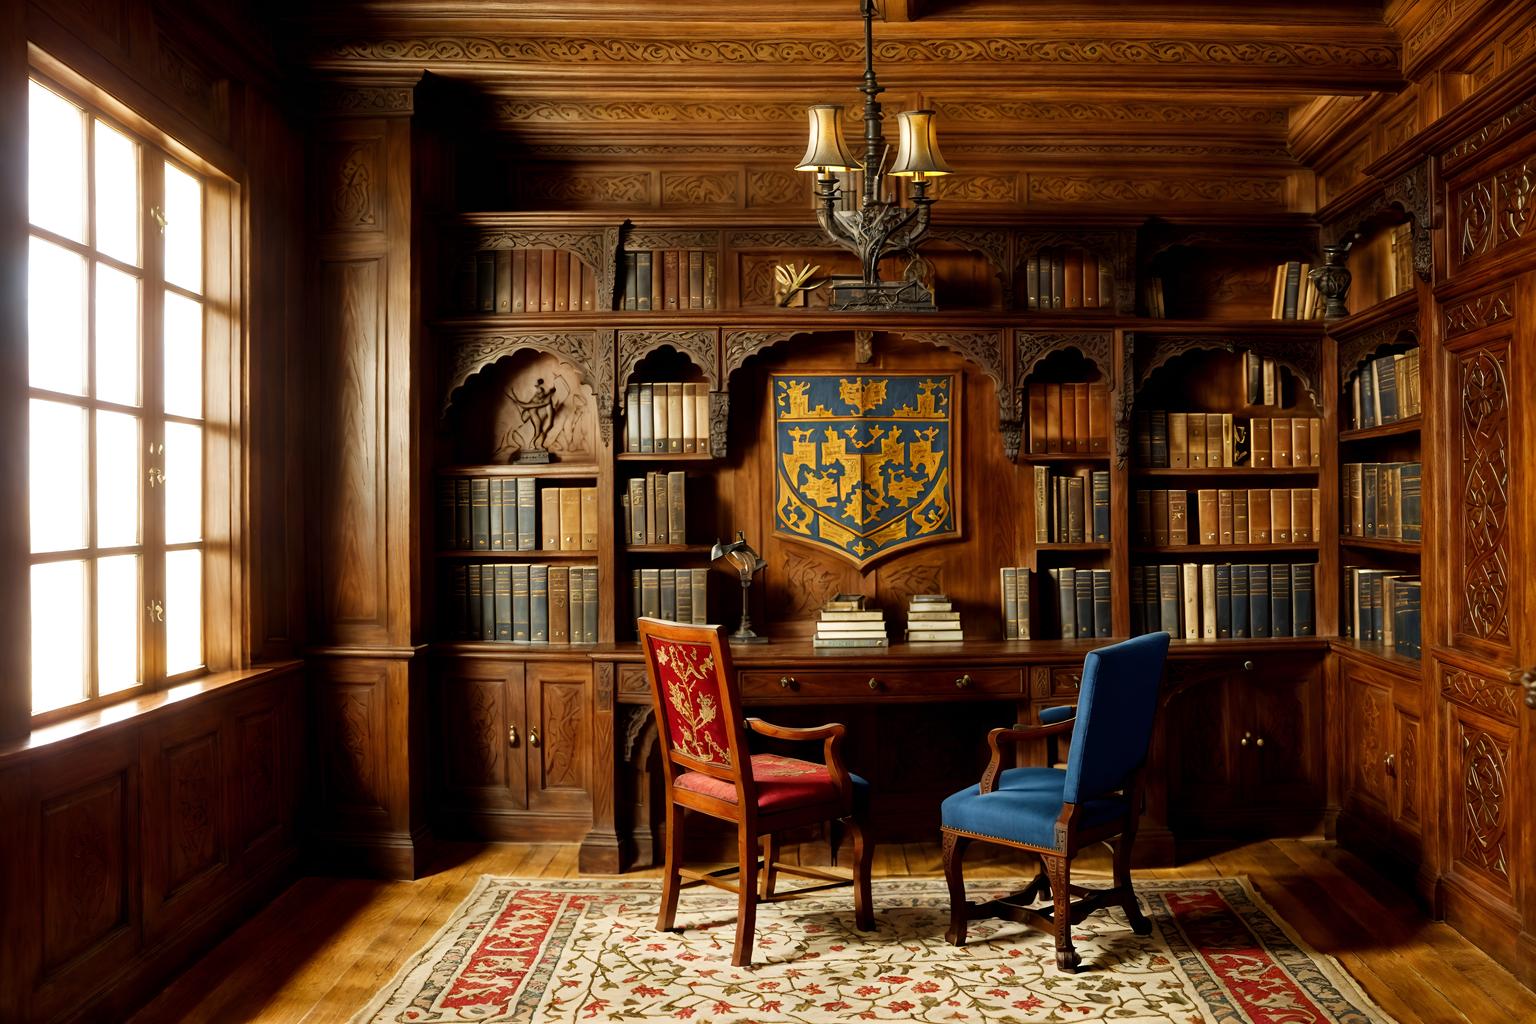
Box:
[127,837,1536,1024]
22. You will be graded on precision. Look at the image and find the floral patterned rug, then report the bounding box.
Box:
[351,876,1395,1023]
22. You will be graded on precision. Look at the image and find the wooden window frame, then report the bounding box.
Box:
[23,54,244,728]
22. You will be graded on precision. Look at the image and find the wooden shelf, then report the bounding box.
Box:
[1330,637,1421,674]
[1036,542,1112,552]
[1326,286,1419,339]
[1133,542,1320,555]
[617,452,715,462]
[1339,416,1422,442]
[1340,536,1420,554]
[439,463,600,478]
[1133,466,1319,478]
[1018,451,1111,463]
[625,544,713,555]
[436,549,598,560]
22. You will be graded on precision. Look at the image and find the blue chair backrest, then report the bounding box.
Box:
[1062,632,1171,805]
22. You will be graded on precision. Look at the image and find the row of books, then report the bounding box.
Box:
[620,249,718,311]
[622,471,689,546]
[1135,412,1323,469]
[1141,278,1167,319]
[623,382,711,454]
[999,567,1032,640]
[1133,487,1322,546]
[461,248,599,315]
[450,564,600,644]
[1023,248,1116,310]
[630,568,710,625]
[1046,567,1114,639]
[1269,261,1323,320]
[438,478,598,552]
[1033,467,1111,544]
[1241,352,1285,407]
[906,594,964,642]
[1342,463,1422,542]
[1343,568,1422,658]
[1024,382,1110,455]
[814,594,888,648]
[1132,562,1316,639]
[1346,348,1422,430]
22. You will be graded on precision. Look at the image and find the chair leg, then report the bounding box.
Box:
[1045,853,1081,972]
[828,818,843,866]
[759,832,779,901]
[732,825,760,967]
[845,818,875,931]
[1114,833,1152,936]
[658,799,684,933]
[942,830,970,946]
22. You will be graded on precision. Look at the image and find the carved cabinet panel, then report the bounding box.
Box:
[1344,670,1393,818]
[437,660,528,813]
[140,705,229,940]
[1338,659,1423,863]
[1445,701,1517,903]
[527,662,593,815]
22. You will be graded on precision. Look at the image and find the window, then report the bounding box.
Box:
[27,75,214,718]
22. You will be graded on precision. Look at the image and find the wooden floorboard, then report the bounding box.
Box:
[125,838,1531,1024]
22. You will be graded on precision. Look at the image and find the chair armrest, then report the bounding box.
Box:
[979,719,1076,794]
[744,718,852,803]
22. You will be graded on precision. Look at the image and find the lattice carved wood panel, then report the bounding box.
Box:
[1454,341,1511,652]
[1452,714,1513,894]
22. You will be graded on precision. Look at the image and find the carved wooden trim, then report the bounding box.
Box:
[441,331,604,416]
[1337,312,1419,382]
[1454,718,1512,887]
[1011,229,1135,313]
[1016,330,1113,385]
[708,392,729,458]
[1443,287,1515,340]
[621,704,656,763]
[468,224,624,310]
[595,662,614,712]
[725,228,833,250]
[1455,341,1511,649]
[625,228,722,251]
[617,329,719,388]
[1455,160,1536,266]
[1445,92,1536,173]
[897,330,1010,457]
[313,83,415,117]
[1323,161,1432,281]
[723,328,805,378]
[1135,334,1319,405]
[1442,669,1520,726]
[927,227,1011,301]
[1116,333,1135,469]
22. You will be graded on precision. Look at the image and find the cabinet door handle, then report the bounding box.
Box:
[508,725,519,747]
[1240,731,1251,748]
[779,675,797,690]
[1384,753,1396,776]
[955,674,972,689]
[529,728,541,748]
[1522,667,1536,711]
[1255,736,1265,748]
[867,677,880,691]
[1242,660,1254,672]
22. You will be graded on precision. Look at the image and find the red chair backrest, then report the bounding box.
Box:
[639,618,749,789]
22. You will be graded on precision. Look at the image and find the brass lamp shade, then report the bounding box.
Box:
[796,104,861,173]
[889,109,953,178]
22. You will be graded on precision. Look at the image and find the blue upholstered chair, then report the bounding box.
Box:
[939,632,1171,971]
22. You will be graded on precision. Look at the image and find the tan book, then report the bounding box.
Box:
[1250,488,1272,543]
[681,383,698,454]
[1197,488,1219,544]
[1045,383,1063,453]
[1221,413,1234,468]
[525,245,542,309]
[1169,412,1189,468]
[560,487,582,550]
[1348,466,1364,537]
[1181,562,1201,639]
[541,487,560,550]
[1386,465,1402,539]
[580,486,599,550]
[548,565,570,644]
[1028,384,1048,455]
[666,383,684,453]
[1151,489,1170,546]
[1033,466,1051,544]
[554,250,570,312]
[1291,418,1309,469]
[1073,383,1091,453]
[653,380,669,450]
[1312,487,1321,542]
[1218,488,1235,544]
[1201,563,1218,639]
[1292,487,1313,543]
[650,472,666,544]
[666,471,686,544]
[1261,358,1276,405]
[1272,416,1292,468]
[511,249,526,313]
[1233,488,1250,544]
[1205,413,1223,469]
[1188,412,1207,468]
[540,248,556,312]
[1088,382,1109,452]
[695,386,709,451]
[1168,488,1190,546]
[1309,417,1322,466]
[1252,418,1272,468]
[644,472,658,544]
[1271,487,1292,543]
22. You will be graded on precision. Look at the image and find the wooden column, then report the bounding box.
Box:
[306,81,428,879]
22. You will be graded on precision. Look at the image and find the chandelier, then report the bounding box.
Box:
[795,0,953,312]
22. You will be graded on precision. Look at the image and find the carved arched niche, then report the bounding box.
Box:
[1011,229,1136,315]
[1141,226,1316,321]
[440,346,600,466]
[1134,335,1320,411]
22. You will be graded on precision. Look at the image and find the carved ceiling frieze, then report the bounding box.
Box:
[1444,93,1536,173]
[313,83,415,116]
[1029,175,1287,206]
[934,99,1287,127]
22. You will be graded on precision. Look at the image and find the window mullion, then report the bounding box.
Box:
[141,154,166,688]
[84,115,99,702]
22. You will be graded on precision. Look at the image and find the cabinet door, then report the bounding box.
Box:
[438,660,526,811]
[1161,661,1239,832]
[1240,660,1323,811]
[1390,701,1423,842]
[1342,668,1393,821]
[526,662,593,815]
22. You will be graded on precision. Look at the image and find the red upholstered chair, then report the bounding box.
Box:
[638,617,874,966]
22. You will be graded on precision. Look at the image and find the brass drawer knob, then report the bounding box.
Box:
[1243,660,1254,672]
[867,677,879,691]
[530,729,541,748]
[955,674,972,689]
[779,676,797,690]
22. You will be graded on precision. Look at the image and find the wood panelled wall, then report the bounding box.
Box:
[0,2,309,1021]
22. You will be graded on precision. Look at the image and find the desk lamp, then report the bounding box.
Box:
[711,531,769,643]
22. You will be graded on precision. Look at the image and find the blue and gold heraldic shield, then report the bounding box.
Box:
[773,374,959,567]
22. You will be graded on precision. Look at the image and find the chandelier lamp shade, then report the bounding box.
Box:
[794,1,953,311]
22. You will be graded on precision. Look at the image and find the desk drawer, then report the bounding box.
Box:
[740,667,1022,699]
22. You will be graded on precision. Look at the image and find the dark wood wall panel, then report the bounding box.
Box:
[40,765,135,976]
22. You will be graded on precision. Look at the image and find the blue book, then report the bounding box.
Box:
[1368,572,1384,642]
[1091,471,1111,542]
[1092,569,1112,637]
[530,564,550,642]
[515,478,536,551]
[480,564,496,641]
[1130,565,1145,636]
[466,563,482,640]
[471,478,490,550]
[1360,365,1377,428]
[1394,580,1422,659]
[1249,564,1271,638]
[1362,464,1379,538]
[1157,565,1181,634]
[512,564,531,642]
[494,564,513,641]
[1399,463,1422,542]
[1270,563,1292,637]
[1215,563,1232,639]
[1231,564,1250,638]
[1292,563,1315,636]
[1074,569,1095,638]
[1374,355,1399,423]
[488,479,504,551]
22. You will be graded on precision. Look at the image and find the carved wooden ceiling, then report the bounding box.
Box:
[282,0,1447,215]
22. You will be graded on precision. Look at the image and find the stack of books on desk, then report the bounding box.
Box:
[905,594,964,642]
[813,594,888,648]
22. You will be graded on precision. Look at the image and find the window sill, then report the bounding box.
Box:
[0,660,303,765]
